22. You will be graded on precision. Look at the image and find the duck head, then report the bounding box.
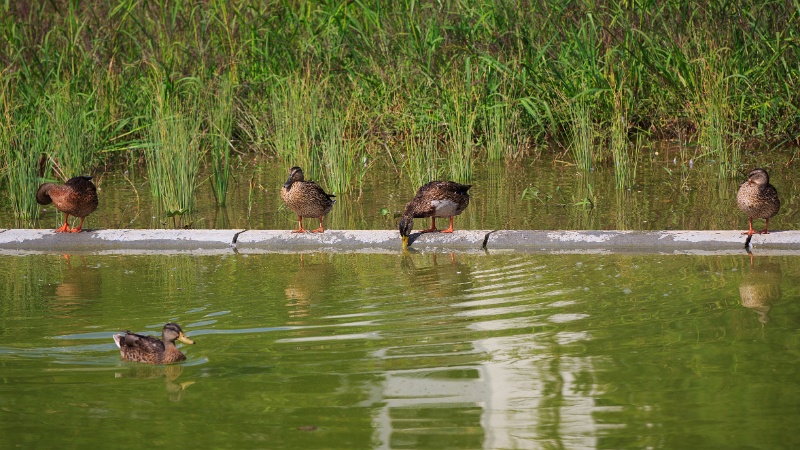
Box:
[163,323,195,345]
[398,215,413,248]
[283,166,305,190]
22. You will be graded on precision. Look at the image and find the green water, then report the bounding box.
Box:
[1,251,799,448]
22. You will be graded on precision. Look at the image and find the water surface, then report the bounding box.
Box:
[1,251,799,448]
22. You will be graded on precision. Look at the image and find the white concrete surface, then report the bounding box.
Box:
[1,228,799,255]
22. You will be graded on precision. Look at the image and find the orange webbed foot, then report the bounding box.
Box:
[309,218,325,233]
[440,217,456,233]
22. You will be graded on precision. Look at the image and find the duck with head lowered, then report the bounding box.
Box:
[113,323,195,364]
[398,181,471,248]
[280,166,336,233]
[36,175,98,232]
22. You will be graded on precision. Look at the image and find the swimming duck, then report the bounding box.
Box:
[36,176,98,233]
[280,166,336,233]
[737,168,780,235]
[113,323,195,364]
[399,181,471,247]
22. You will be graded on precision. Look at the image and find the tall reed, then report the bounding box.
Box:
[483,94,524,162]
[3,114,49,223]
[442,64,479,183]
[268,76,320,177]
[146,77,203,220]
[318,102,365,195]
[609,78,637,189]
[694,48,739,178]
[206,74,236,207]
[569,94,595,172]
[403,122,442,189]
[44,82,98,179]
[0,76,37,223]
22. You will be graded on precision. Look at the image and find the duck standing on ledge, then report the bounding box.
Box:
[280,166,336,233]
[737,168,780,236]
[113,323,195,364]
[36,176,98,233]
[399,181,471,248]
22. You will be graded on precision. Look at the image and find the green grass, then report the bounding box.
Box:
[146,75,203,222]
[3,114,48,224]
[569,93,595,172]
[266,76,320,177]
[318,102,366,195]
[0,0,798,219]
[442,64,479,183]
[403,122,442,189]
[44,81,99,179]
[609,78,637,189]
[206,73,236,207]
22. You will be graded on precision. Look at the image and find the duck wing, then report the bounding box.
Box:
[115,331,165,353]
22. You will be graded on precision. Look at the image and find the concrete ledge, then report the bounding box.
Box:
[1,229,799,255]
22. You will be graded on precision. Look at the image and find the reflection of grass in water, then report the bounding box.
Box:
[482,161,528,229]
[569,174,597,230]
[614,189,647,230]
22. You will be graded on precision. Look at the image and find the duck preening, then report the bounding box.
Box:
[36,176,98,233]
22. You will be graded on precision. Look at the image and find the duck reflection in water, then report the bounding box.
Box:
[284,253,336,323]
[44,255,102,319]
[400,251,471,301]
[739,254,782,325]
[115,364,195,402]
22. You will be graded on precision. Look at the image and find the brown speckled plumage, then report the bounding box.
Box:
[737,168,780,235]
[113,323,195,364]
[398,181,471,247]
[280,166,336,233]
[36,176,98,232]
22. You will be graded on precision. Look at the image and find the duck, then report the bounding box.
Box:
[280,166,336,233]
[113,323,195,364]
[737,168,780,236]
[36,175,98,233]
[398,181,471,247]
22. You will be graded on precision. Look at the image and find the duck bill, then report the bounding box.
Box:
[177,332,195,345]
[402,235,409,248]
